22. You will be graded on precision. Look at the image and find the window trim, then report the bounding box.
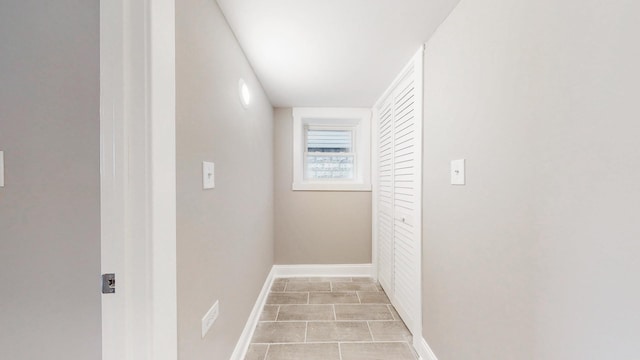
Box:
[292,108,372,191]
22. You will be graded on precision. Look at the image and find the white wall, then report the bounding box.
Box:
[176,0,274,359]
[531,1,640,357]
[0,1,101,359]
[422,0,640,359]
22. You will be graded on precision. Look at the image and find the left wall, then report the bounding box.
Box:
[176,0,274,359]
[0,1,101,359]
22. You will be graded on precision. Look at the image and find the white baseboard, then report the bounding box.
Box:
[272,263,374,278]
[229,267,275,360]
[415,337,439,360]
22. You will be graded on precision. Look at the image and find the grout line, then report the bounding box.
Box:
[251,341,411,345]
[366,321,375,342]
[275,305,281,322]
[252,319,397,323]
[304,322,308,343]
[330,281,333,292]
[387,305,396,320]
[355,291,362,304]
[263,344,270,360]
[332,304,337,321]
[338,342,343,360]
[283,281,288,292]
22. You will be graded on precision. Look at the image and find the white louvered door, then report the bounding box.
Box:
[374,47,423,340]
[391,67,421,335]
[377,99,394,292]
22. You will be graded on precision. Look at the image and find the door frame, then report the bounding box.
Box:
[100,1,177,359]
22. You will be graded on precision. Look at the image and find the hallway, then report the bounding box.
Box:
[245,277,416,360]
[3,0,640,359]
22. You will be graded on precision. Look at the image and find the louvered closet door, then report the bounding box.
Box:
[374,47,423,339]
[377,99,394,292]
[391,69,420,334]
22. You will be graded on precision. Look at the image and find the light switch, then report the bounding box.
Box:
[0,151,4,187]
[202,161,215,189]
[451,159,465,185]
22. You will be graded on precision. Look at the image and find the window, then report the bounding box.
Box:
[305,128,355,180]
[293,108,371,191]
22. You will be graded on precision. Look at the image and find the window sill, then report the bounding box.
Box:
[292,182,372,192]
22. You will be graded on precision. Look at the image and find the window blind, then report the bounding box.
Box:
[306,129,353,153]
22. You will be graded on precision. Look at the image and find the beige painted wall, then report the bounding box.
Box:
[0,1,101,359]
[421,0,640,359]
[274,108,372,265]
[176,1,274,359]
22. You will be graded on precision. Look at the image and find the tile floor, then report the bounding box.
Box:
[245,277,417,360]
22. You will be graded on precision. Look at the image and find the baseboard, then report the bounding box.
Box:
[415,337,439,360]
[272,263,374,278]
[229,266,275,360]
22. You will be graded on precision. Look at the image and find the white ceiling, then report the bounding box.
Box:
[216,0,461,108]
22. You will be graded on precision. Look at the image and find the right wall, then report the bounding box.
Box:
[421,0,640,359]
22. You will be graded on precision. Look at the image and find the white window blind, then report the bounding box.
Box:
[306,129,353,152]
[304,128,355,180]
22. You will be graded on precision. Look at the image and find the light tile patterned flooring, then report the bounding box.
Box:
[245,277,417,360]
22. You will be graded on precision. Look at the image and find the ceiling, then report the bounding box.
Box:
[216,0,461,108]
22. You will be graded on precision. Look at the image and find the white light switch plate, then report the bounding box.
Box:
[202,161,215,189]
[451,159,465,185]
[0,151,4,187]
[201,300,219,338]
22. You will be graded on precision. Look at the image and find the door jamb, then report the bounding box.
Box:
[100,1,177,359]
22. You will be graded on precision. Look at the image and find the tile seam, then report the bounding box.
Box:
[366,320,375,342]
[251,340,412,345]
[274,304,281,322]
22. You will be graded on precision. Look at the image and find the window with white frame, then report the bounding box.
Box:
[292,108,371,191]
